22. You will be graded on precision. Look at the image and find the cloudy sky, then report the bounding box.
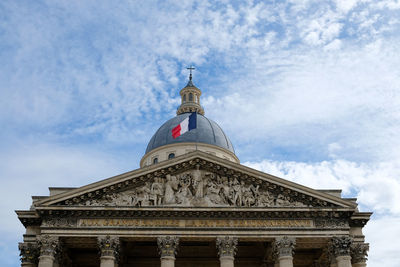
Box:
[1,0,399,266]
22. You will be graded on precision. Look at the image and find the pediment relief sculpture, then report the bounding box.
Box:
[79,167,310,208]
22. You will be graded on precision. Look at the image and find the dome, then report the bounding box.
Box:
[145,113,235,154]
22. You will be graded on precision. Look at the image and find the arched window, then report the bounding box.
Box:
[189,93,193,101]
[183,94,186,102]
[153,157,158,164]
[168,153,175,159]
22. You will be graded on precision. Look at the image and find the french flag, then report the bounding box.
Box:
[172,113,197,139]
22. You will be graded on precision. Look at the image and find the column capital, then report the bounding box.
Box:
[351,243,369,264]
[216,236,238,258]
[19,242,39,264]
[97,235,120,259]
[273,236,296,258]
[157,236,179,259]
[329,236,353,257]
[37,235,59,258]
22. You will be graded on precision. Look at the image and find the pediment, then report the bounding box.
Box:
[35,151,356,209]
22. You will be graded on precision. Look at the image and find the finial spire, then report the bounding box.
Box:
[187,65,195,81]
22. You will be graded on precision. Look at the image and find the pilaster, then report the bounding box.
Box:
[98,235,120,267]
[216,236,238,267]
[157,236,179,267]
[273,236,296,267]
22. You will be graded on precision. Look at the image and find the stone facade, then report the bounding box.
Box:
[17,151,371,267]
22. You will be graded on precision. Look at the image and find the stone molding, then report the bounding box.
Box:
[157,236,179,258]
[36,235,59,257]
[97,235,120,258]
[216,236,238,258]
[351,243,369,263]
[273,236,296,258]
[18,242,39,264]
[329,236,353,257]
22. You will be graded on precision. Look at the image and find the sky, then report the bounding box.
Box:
[1,0,400,266]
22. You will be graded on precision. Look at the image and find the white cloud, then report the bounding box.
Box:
[364,216,400,267]
[204,39,400,163]
[334,0,361,13]
[244,159,400,215]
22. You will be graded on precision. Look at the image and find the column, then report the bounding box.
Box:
[273,236,296,267]
[216,236,238,267]
[98,235,120,267]
[329,236,353,267]
[157,236,179,267]
[19,242,39,267]
[351,243,369,267]
[37,235,59,267]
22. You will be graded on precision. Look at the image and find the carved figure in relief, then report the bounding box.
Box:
[205,179,223,205]
[257,191,274,207]
[176,174,193,205]
[192,165,204,198]
[242,184,258,207]
[164,174,178,204]
[136,182,151,206]
[276,194,291,206]
[219,178,232,205]
[232,178,242,206]
[151,178,164,205]
[81,168,311,208]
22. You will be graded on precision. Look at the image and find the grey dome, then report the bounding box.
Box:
[145,113,235,154]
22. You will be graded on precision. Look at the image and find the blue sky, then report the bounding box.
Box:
[1,0,400,266]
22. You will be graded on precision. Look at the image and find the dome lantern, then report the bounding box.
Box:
[176,66,205,115]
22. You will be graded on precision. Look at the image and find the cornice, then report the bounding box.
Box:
[36,206,354,220]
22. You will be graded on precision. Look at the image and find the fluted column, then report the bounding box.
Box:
[19,242,39,267]
[157,236,179,267]
[37,235,59,267]
[329,236,353,267]
[273,236,296,267]
[351,243,369,267]
[98,235,120,267]
[216,236,238,267]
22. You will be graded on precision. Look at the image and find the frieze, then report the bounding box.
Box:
[42,217,77,228]
[314,218,349,229]
[77,167,311,208]
[78,218,314,228]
